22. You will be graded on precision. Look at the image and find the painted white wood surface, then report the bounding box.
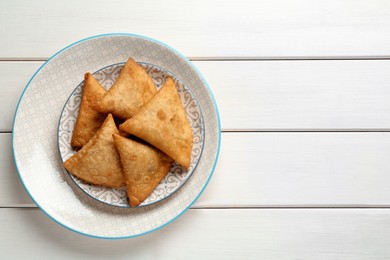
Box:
[1,0,390,59]
[3,60,390,132]
[4,132,390,207]
[1,208,390,259]
[2,0,390,258]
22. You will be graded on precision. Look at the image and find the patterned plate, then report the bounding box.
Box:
[12,34,220,239]
[58,62,204,207]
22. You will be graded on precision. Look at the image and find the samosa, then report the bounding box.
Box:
[119,77,193,169]
[71,72,106,148]
[113,134,173,207]
[93,58,157,119]
[64,114,125,188]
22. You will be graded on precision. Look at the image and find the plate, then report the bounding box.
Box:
[58,62,205,207]
[12,33,220,239]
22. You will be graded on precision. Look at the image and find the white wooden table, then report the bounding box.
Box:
[2,0,390,258]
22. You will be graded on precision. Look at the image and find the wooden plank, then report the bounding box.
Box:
[4,132,390,207]
[197,60,390,131]
[1,208,390,259]
[1,0,390,58]
[3,60,390,132]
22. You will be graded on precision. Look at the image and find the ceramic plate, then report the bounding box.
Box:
[58,62,205,207]
[12,34,220,239]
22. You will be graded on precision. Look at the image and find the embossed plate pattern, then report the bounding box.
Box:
[12,34,220,239]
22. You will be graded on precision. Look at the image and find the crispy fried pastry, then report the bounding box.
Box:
[71,72,106,148]
[93,58,157,119]
[64,114,125,188]
[113,134,173,207]
[119,77,193,169]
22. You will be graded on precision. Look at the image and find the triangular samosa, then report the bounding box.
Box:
[113,134,173,207]
[64,114,125,188]
[93,58,157,119]
[71,72,106,148]
[119,77,193,169]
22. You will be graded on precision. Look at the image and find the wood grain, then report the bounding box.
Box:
[1,208,390,259]
[3,1,390,258]
[1,0,390,59]
[3,60,390,132]
[5,132,390,207]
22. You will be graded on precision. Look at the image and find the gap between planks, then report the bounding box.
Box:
[222,130,390,133]
[4,205,390,209]
[5,130,390,134]
[4,57,390,62]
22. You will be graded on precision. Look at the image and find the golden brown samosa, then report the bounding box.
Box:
[119,77,193,169]
[93,58,157,119]
[113,134,173,207]
[64,114,125,188]
[71,72,106,148]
